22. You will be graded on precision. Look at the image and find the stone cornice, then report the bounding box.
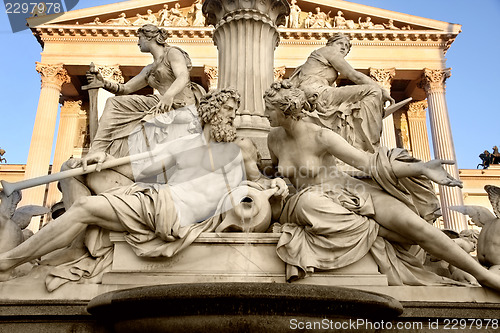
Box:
[32,25,458,51]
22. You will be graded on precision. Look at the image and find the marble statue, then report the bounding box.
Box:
[105,13,131,26]
[289,33,394,153]
[333,10,347,29]
[170,3,189,27]
[158,4,171,26]
[358,16,384,30]
[310,7,332,29]
[0,190,48,253]
[451,185,500,272]
[0,148,6,164]
[85,17,102,25]
[132,13,150,26]
[55,25,207,265]
[383,19,400,30]
[286,0,301,28]
[145,9,158,25]
[189,0,205,27]
[263,80,500,291]
[0,88,288,288]
[304,12,313,29]
[80,24,204,167]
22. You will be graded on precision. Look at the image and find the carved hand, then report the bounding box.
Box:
[421,159,463,188]
[151,94,174,115]
[81,151,112,172]
[85,70,105,88]
[381,88,395,105]
[260,177,289,198]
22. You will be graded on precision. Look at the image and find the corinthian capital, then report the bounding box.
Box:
[204,65,218,91]
[60,100,83,116]
[274,66,286,81]
[95,64,124,83]
[407,100,428,120]
[369,68,395,90]
[418,68,451,93]
[36,62,71,89]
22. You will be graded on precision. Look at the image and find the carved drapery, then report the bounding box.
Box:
[369,67,396,148]
[418,68,466,231]
[23,63,71,231]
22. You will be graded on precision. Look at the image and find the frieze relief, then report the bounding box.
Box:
[84,2,203,27]
[79,1,417,31]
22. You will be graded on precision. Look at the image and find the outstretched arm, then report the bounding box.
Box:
[318,127,462,187]
[86,66,149,96]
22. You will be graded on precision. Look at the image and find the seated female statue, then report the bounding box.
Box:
[60,24,206,207]
[263,81,500,291]
[290,33,394,153]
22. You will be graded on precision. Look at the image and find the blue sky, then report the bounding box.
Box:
[0,0,499,169]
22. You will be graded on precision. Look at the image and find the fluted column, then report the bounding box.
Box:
[370,68,396,148]
[45,100,83,209]
[407,100,431,162]
[204,65,218,92]
[203,0,289,135]
[22,63,70,232]
[419,68,466,231]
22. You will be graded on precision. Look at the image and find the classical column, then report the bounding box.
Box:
[204,65,218,92]
[406,100,431,162]
[45,100,83,209]
[419,68,467,231]
[87,64,123,140]
[369,68,396,148]
[21,63,70,232]
[203,0,290,136]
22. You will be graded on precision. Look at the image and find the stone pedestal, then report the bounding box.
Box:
[203,0,290,157]
[419,68,467,231]
[103,232,388,287]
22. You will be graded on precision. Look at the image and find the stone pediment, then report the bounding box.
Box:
[28,0,461,51]
[27,0,205,27]
[28,0,461,33]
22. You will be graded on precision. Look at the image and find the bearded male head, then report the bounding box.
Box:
[198,88,241,142]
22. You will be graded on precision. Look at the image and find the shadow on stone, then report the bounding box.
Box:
[87,282,403,332]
